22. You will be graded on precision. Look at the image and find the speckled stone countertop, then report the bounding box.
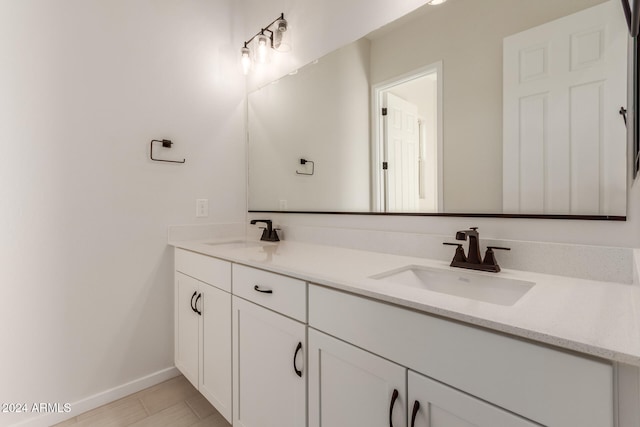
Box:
[170,238,640,366]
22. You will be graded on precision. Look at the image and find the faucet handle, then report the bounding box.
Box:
[483,246,511,270]
[443,242,467,263]
[258,227,270,241]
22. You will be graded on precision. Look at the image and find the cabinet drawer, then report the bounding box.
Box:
[175,249,231,292]
[232,264,306,322]
[309,284,613,427]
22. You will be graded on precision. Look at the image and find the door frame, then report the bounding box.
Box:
[371,61,444,212]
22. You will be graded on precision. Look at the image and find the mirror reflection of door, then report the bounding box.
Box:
[384,92,420,211]
[503,0,626,215]
[377,66,442,213]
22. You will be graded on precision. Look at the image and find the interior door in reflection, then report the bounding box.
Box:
[384,92,420,212]
[503,0,627,215]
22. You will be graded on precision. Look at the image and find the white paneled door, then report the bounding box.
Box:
[385,92,420,212]
[503,0,626,215]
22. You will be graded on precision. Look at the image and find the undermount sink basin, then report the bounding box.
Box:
[370,265,535,306]
[203,240,270,249]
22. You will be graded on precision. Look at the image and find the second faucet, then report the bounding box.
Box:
[250,219,280,242]
[444,227,510,273]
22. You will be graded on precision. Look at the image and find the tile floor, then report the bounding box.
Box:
[53,375,231,427]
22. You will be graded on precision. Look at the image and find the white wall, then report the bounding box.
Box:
[241,0,640,249]
[0,0,245,425]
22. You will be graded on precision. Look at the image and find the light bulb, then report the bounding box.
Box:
[273,18,291,52]
[241,46,251,75]
[257,34,269,63]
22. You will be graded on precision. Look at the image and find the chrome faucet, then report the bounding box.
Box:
[250,219,280,242]
[444,227,510,273]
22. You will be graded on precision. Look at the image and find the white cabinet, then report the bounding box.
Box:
[175,272,200,386]
[407,371,538,427]
[309,283,613,427]
[172,246,624,427]
[199,282,232,417]
[308,329,537,427]
[174,250,232,423]
[232,296,306,427]
[308,329,406,427]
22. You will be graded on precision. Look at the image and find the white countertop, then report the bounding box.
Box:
[171,238,640,366]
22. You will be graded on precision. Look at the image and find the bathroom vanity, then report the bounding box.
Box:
[188,1,640,425]
[171,238,640,427]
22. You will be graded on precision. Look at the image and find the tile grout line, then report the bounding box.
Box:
[138,396,151,417]
[54,376,230,427]
[183,398,203,420]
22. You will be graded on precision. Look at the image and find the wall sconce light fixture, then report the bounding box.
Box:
[241,13,290,75]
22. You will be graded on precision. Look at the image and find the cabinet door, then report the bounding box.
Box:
[308,329,406,427]
[199,284,232,423]
[408,371,539,427]
[233,297,306,427]
[175,272,200,388]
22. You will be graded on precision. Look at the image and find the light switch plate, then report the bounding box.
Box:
[196,199,209,217]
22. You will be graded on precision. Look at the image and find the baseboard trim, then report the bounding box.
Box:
[10,366,180,427]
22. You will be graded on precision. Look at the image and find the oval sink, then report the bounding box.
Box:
[370,265,534,306]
